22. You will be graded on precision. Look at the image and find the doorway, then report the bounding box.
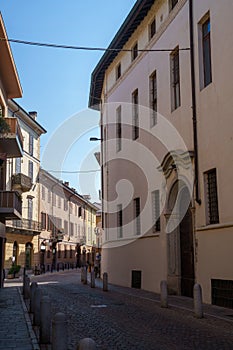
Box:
[179,187,194,297]
[167,181,195,297]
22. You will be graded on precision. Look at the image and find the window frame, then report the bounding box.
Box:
[204,168,219,225]
[149,17,156,40]
[170,47,181,111]
[152,190,160,232]
[29,134,33,156]
[116,63,121,80]
[134,197,141,235]
[131,42,138,61]
[116,105,122,152]
[132,89,139,140]
[202,17,212,88]
[28,160,33,181]
[117,204,123,238]
[169,0,178,12]
[149,70,158,127]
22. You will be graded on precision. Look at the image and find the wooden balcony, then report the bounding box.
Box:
[11,173,32,193]
[6,218,41,236]
[0,117,23,158]
[0,191,22,219]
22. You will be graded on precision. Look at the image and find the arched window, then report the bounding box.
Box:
[25,242,33,269]
[12,241,18,265]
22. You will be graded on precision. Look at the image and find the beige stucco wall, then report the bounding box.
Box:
[99,0,233,304]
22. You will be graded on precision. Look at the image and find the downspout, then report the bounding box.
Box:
[189,0,201,205]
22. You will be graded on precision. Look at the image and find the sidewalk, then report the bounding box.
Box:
[90,274,233,323]
[0,279,39,350]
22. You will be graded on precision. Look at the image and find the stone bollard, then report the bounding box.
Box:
[83,267,87,285]
[40,295,51,344]
[34,288,42,326]
[103,272,108,292]
[23,273,27,295]
[78,338,97,350]
[91,270,95,288]
[81,267,84,282]
[160,280,168,308]
[30,282,38,313]
[24,276,30,300]
[52,312,67,350]
[193,283,203,318]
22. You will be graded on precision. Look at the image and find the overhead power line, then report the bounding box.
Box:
[0,37,190,52]
[47,169,101,174]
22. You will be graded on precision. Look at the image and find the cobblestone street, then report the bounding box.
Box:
[30,270,233,350]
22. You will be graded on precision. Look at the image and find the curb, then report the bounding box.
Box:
[17,287,40,350]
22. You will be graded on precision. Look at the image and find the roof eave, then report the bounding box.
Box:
[88,0,155,110]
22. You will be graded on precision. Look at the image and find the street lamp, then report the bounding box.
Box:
[89,137,102,141]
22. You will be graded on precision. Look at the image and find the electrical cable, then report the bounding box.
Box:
[0,37,190,52]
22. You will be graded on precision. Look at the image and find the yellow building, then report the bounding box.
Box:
[39,169,98,271]
[0,13,23,285]
[5,100,46,273]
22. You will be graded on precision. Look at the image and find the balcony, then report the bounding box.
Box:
[0,191,22,219]
[11,173,32,193]
[6,218,41,236]
[0,117,23,158]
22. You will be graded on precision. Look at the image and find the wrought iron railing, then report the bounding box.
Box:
[7,218,41,231]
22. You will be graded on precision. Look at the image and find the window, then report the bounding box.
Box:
[28,160,33,180]
[131,42,138,61]
[78,206,82,217]
[169,0,178,12]
[134,197,141,235]
[204,169,219,224]
[170,47,181,110]
[64,220,68,234]
[48,190,51,203]
[64,199,68,211]
[70,222,74,237]
[149,18,156,40]
[202,17,212,87]
[152,190,160,232]
[28,198,33,221]
[52,193,56,207]
[15,158,21,174]
[57,196,61,208]
[29,134,33,156]
[41,212,46,230]
[47,215,53,231]
[116,106,122,152]
[116,63,121,80]
[117,204,123,238]
[132,89,139,140]
[47,249,50,259]
[41,185,45,200]
[88,227,91,241]
[149,71,157,126]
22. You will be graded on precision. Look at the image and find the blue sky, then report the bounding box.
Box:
[0,0,137,201]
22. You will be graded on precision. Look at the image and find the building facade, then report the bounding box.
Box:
[39,169,98,272]
[89,0,233,307]
[0,13,23,286]
[4,100,46,273]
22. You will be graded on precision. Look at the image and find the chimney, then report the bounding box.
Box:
[29,111,37,120]
[64,181,69,187]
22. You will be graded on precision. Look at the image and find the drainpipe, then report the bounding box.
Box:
[189,0,201,205]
